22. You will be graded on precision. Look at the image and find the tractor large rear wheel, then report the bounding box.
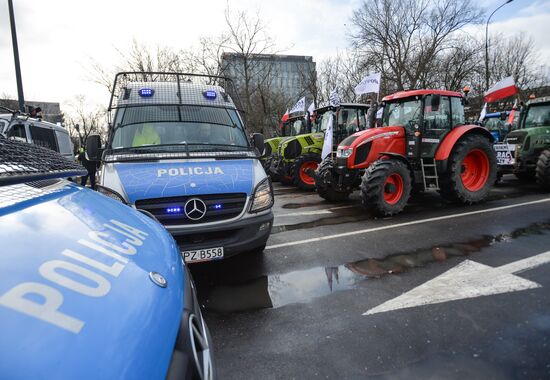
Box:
[536,149,550,191]
[315,158,351,202]
[439,134,496,203]
[293,153,322,191]
[360,159,412,216]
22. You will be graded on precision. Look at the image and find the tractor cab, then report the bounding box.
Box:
[282,112,310,137]
[381,90,467,160]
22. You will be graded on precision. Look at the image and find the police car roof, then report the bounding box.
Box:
[114,82,237,109]
[0,113,68,133]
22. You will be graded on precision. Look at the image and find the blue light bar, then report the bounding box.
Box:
[166,207,182,213]
[213,204,222,210]
[203,90,217,100]
[139,88,155,97]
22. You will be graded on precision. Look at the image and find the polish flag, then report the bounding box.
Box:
[281,109,289,122]
[507,98,518,125]
[484,76,519,103]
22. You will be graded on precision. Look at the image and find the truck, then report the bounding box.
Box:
[86,72,274,263]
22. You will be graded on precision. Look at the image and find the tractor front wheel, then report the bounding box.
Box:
[439,134,496,203]
[536,149,550,191]
[293,153,322,191]
[315,158,351,202]
[360,159,412,216]
[265,156,281,182]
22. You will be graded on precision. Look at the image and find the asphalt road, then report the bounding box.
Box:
[190,175,550,380]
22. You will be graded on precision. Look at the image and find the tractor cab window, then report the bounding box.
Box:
[314,111,334,133]
[450,97,465,127]
[291,119,306,136]
[383,99,422,131]
[423,95,451,130]
[523,104,550,128]
[357,108,367,130]
[337,108,361,135]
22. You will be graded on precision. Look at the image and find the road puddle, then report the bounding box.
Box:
[197,221,550,314]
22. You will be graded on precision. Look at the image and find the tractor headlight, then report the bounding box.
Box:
[337,147,353,158]
[96,185,128,204]
[249,178,273,213]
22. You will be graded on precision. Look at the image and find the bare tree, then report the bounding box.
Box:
[64,95,107,147]
[350,0,483,92]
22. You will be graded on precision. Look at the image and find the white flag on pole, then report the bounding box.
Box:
[376,107,384,119]
[321,114,334,159]
[478,103,487,122]
[329,89,340,107]
[354,72,382,95]
[289,97,306,114]
[305,101,315,120]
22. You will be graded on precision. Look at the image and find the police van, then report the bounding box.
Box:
[0,108,74,160]
[86,72,274,263]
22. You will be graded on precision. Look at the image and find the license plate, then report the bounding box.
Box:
[182,247,224,263]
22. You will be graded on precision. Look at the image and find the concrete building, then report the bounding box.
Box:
[221,53,316,103]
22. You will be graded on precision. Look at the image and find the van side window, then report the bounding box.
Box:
[8,124,27,141]
[29,125,58,151]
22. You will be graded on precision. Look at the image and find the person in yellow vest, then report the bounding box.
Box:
[132,123,160,146]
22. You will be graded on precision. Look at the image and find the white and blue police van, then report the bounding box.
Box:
[86,72,274,263]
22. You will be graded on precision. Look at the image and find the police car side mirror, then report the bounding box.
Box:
[251,133,265,156]
[86,134,103,161]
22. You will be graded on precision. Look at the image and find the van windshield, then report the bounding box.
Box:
[111,105,249,150]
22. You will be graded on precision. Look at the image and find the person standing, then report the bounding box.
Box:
[77,147,99,190]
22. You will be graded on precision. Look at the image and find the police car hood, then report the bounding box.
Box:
[111,159,255,204]
[0,181,184,379]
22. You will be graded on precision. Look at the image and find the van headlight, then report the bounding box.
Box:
[337,147,353,158]
[249,178,273,213]
[97,185,128,204]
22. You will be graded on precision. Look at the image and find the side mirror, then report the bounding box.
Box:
[251,133,265,156]
[86,134,103,161]
[431,94,441,112]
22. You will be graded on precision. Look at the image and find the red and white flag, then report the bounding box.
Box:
[507,98,518,125]
[484,76,519,103]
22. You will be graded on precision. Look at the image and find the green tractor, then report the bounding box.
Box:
[501,96,550,190]
[264,112,310,182]
[272,103,371,190]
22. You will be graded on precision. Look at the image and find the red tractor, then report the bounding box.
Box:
[315,89,497,216]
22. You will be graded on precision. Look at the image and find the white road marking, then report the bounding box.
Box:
[277,205,355,218]
[265,197,550,250]
[364,249,550,315]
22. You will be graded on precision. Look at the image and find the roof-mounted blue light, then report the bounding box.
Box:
[203,90,217,100]
[139,88,155,97]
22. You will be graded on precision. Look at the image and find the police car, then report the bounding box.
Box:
[0,107,74,160]
[86,72,274,263]
[0,138,215,379]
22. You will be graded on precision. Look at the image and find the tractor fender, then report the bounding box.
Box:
[435,125,495,161]
[378,152,415,181]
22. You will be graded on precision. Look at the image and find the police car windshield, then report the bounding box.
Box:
[111,105,249,150]
[383,99,422,127]
[524,104,550,128]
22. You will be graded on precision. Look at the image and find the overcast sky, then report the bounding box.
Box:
[0,0,548,113]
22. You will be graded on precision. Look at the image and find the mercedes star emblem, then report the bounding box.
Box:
[184,198,207,220]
